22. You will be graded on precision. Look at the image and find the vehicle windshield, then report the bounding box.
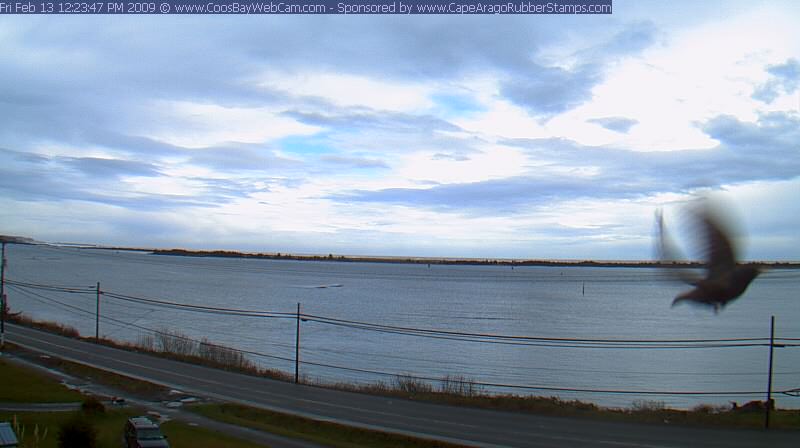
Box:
[137,429,165,440]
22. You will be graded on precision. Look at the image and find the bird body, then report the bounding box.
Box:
[656,202,760,312]
[671,265,760,312]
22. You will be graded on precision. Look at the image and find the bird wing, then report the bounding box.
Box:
[697,207,738,279]
[655,209,702,285]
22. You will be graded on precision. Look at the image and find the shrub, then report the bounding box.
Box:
[9,314,80,338]
[57,417,97,448]
[631,400,666,412]
[691,403,728,414]
[81,396,105,414]
[394,375,433,394]
[12,415,49,448]
[439,374,483,397]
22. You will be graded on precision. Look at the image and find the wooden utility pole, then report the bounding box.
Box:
[295,302,301,384]
[1,242,6,348]
[765,315,775,429]
[95,282,101,341]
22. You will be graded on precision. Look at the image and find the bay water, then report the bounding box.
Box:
[4,244,799,409]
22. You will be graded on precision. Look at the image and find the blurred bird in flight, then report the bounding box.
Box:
[656,200,761,313]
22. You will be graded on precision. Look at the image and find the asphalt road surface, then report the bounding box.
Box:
[5,323,798,447]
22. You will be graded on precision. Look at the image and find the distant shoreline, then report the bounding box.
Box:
[4,235,798,268]
[146,248,800,269]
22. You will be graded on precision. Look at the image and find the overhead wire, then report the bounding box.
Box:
[8,279,797,348]
[6,284,297,365]
[6,281,799,398]
[102,291,297,319]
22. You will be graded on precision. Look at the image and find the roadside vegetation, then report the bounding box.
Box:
[329,376,800,430]
[6,315,800,430]
[1,353,470,448]
[3,410,269,448]
[0,358,273,448]
[190,403,469,448]
[0,358,83,403]
[9,313,291,382]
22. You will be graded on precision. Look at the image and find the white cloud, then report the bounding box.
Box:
[393,145,529,185]
[259,71,435,112]
[145,101,321,148]
[2,4,799,260]
[547,4,800,152]
[452,99,549,140]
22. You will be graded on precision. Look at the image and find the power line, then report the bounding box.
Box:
[8,282,799,399]
[300,344,800,377]
[8,279,796,348]
[295,358,779,397]
[300,315,773,349]
[7,279,297,319]
[103,291,296,319]
[6,279,96,294]
[7,284,297,365]
[7,284,95,318]
[14,280,785,377]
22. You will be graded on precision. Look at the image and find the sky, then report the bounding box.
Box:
[1,1,799,261]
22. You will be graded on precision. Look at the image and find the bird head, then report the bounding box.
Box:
[732,264,762,293]
[742,264,762,279]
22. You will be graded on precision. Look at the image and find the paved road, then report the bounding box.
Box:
[5,324,798,447]
[1,355,323,448]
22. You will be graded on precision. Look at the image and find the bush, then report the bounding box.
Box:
[394,375,433,394]
[439,374,482,397]
[81,396,105,414]
[57,417,97,448]
[692,403,728,414]
[631,400,666,412]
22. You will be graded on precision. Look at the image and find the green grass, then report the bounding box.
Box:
[0,358,83,403]
[159,420,268,448]
[2,343,170,401]
[0,358,267,448]
[1,410,267,448]
[190,403,470,448]
[44,357,170,400]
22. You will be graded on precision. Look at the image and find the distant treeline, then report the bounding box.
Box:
[0,235,36,244]
[150,248,800,269]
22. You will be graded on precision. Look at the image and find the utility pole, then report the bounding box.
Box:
[295,302,301,384]
[765,315,776,429]
[1,242,6,349]
[95,282,101,341]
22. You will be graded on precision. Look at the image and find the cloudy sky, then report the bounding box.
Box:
[1,1,799,261]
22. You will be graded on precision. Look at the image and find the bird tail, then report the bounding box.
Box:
[671,296,686,308]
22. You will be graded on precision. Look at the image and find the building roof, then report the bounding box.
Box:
[129,416,160,430]
[0,422,18,447]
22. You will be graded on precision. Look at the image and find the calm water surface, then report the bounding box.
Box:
[5,244,800,409]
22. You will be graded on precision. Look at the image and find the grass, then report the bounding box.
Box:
[607,401,800,429]
[0,356,270,448]
[2,343,170,401]
[327,376,601,417]
[159,419,269,448]
[43,357,170,400]
[190,403,470,448]
[1,352,466,448]
[10,313,292,382]
[0,358,83,403]
[328,377,800,430]
[1,410,267,448]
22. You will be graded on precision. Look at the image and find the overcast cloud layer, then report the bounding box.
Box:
[1,1,799,260]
